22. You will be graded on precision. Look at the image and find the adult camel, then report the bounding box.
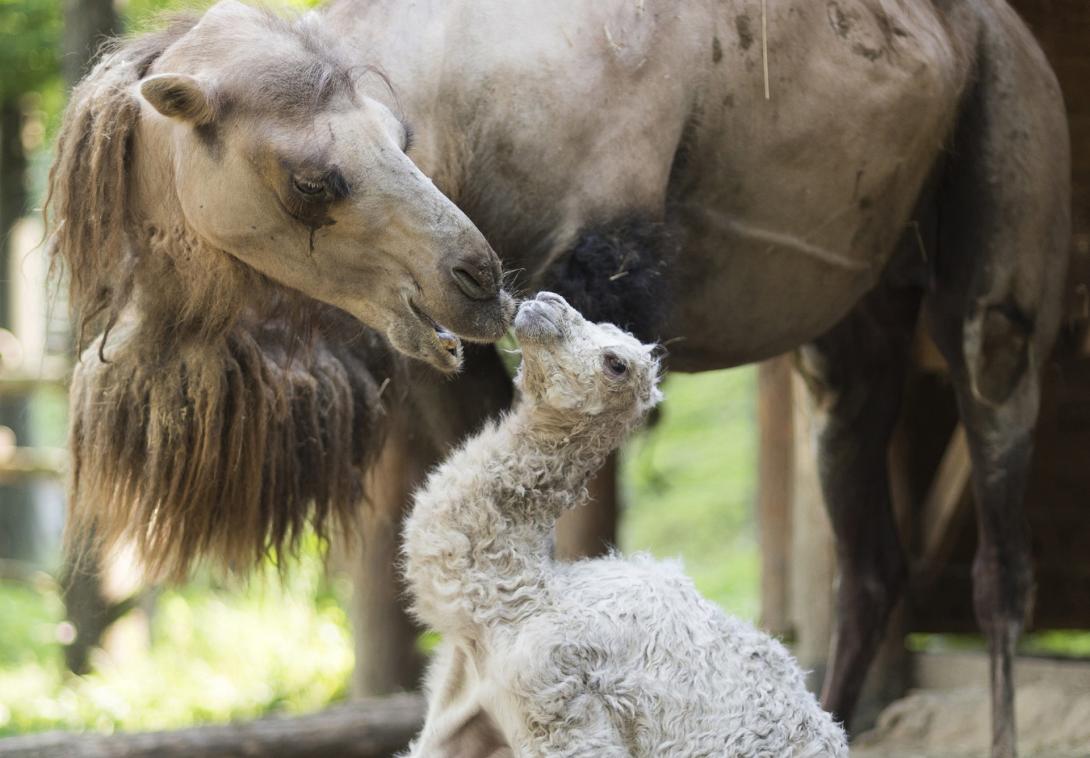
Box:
[50,1,1069,755]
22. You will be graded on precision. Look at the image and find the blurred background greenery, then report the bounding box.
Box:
[0,365,760,736]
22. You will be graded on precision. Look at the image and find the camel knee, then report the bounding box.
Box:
[837,556,905,630]
[965,299,1035,407]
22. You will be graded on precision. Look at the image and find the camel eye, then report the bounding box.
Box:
[603,353,628,379]
[292,176,326,196]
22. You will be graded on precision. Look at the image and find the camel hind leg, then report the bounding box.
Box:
[925,6,1070,756]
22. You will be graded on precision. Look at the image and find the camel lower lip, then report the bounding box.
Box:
[410,301,462,356]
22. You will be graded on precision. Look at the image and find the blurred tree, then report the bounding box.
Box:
[0,0,61,104]
[53,0,132,676]
[61,0,121,87]
[0,0,61,564]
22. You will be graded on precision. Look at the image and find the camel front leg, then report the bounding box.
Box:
[797,281,921,728]
[405,644,513,758]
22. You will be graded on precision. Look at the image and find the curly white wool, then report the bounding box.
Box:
[402,294,848,757]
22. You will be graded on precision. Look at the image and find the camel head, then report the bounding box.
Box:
[513,292,662,425]
[49,1,512,371]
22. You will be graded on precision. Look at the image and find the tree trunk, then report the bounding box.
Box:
[58,0,132,674]
[0,94,38,565]
[61,0,121,87]
[351,419,426,696]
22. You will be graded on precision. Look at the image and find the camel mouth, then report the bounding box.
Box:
[409,300,464,365]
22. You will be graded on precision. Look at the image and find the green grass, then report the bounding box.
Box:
[908,630,1090,659]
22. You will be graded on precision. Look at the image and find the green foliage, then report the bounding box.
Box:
[0,577,61,669]
[0,0,61,101]
[124,0,321,31]
[0,368,763,736]
[1020,631,1090,658]
[621,368,760,620]
[0,544,354,737]
[908,631,1090,658]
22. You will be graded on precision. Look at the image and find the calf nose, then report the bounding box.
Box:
[451,257,500,301]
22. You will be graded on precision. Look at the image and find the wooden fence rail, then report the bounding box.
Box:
[0,694,426,758]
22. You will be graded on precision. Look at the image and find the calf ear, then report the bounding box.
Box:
[140,74,217,125]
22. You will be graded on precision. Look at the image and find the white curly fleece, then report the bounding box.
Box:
[402,293,848,757]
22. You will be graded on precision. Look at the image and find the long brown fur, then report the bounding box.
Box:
[67,310,399,581]
[48,14,401,579]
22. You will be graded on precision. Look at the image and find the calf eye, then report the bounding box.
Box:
[604,353,628,379]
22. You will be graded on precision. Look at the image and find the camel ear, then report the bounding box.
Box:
[140,74,217,125]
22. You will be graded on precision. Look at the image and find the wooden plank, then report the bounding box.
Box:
[0,372,68,396]
[911,328,947,375]
[757,356,793,636]
[915,425,973,584]
[0,557,49,584]
[0,695,426,758]
[0,357,70,396]
[0,447,66,483]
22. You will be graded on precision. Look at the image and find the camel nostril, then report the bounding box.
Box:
[452,264,497,301]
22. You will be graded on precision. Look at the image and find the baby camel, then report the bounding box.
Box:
[402,292,848,757]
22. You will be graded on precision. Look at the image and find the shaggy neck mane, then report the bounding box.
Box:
[402,398,639,634]
[68,311,399,580]
[48,13,399,579]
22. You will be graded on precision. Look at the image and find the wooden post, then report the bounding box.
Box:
[915,425,973,584]
[757,357,794,636]
[351,420,426,696]
[555,452,618,560]
[788,371,837,691]
[0,73,37,567]
[56,0,142,676]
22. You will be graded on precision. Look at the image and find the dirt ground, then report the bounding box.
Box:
[850,684,1090,758]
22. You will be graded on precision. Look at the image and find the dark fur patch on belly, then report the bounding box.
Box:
[539,216,677,342]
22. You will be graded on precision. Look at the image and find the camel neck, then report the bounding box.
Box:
[401,396,639,634]
[503,403,627,494]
